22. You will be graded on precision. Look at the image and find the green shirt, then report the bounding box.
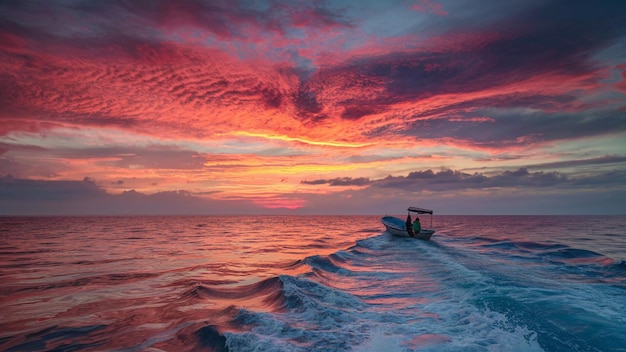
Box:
[413,220,421,232]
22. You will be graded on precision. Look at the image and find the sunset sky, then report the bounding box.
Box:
[1,0,626,215]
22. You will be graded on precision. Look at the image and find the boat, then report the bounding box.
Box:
[381,206,435,240]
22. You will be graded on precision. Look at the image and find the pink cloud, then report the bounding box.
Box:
[411,0,448,16]
[616,63,626,93]
[1,39,305,138]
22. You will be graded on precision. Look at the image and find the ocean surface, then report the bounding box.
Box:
[1,215,625,352]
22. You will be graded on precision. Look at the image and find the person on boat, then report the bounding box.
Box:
[406,214,415,237]
[413,217,421,234]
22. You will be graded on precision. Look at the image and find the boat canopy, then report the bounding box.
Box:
[407,206,433,214]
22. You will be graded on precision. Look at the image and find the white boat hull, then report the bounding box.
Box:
[385,226,435,240]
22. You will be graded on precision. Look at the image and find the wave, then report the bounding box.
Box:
[198,232,626,351]
[178,276,287,313]
[304,255,349,275]
[608,259,626,271]
[459,234,620,267]
[173,235,542,351]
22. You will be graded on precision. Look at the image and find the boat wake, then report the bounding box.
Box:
[178,232,625,352]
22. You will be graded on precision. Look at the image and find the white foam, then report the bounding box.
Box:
[356,329,404,352]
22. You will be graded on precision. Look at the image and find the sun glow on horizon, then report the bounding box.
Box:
[1,0,625,214]
[225,131,373,148]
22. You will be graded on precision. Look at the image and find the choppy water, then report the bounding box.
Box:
[1,215,625,351]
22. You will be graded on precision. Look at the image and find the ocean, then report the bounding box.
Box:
[1,215,625,352]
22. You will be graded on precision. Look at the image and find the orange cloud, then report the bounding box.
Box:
[1,0,625,214]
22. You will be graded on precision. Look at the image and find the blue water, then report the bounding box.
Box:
[1,215,625,351]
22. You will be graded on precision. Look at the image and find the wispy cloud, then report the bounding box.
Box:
[1,0,625,214]
[301,177,371,187]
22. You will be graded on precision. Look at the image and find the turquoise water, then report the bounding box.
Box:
[1,215,625,351]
